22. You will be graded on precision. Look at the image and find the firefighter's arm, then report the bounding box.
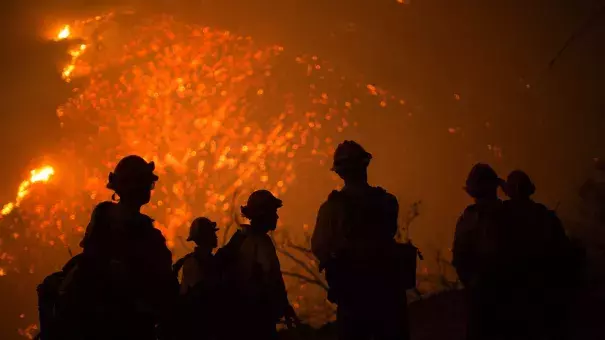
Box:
[144,229,180,334]
[452,213,477,286]
[80,201,113,249]
[264,243,300,325]
[548,210,570,246]
[180,257,202,295]
[545,209,576,268]
[149,229,180,296]
[151,230,176,273]
[80,220,94,249]
[261,239,291,315]
[311,201,333,267]
[385,193,400,240]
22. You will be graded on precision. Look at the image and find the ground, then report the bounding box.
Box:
[278,288,605,340]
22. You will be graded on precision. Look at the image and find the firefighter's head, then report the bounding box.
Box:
[331,140,372,181]
[241,190,283,232]
[187,217,219,249]
[464,163,502,200]
[107,155,158,206]
[504,170,536,200]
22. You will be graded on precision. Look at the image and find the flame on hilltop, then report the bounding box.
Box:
[51,12,114,81]
[0,11,411,333]
[1,166,55,216]
[56,25,71,40]
[0,11,405,271]
[53,24,87,81]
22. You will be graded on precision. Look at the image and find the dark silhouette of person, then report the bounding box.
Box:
[579,158,605,227]
[220,190,297,340]
[178,217,220,294]
[64,155,178,340]
[37,253,84,340]
[452,163,509,340]
[175,217,221,340]
[311,140,408,340]
[503,170,577,340]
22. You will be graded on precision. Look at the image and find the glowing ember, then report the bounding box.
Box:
[17,323,38,340]
[1,166,55,216]
[0,12,413,334]
[0,12,405,278]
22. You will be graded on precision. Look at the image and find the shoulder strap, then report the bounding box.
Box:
[331,191,356,239]
[173,253,194,277]
[226,230,248,253]
[81,201,115,250]
[215,230,248,267]
[374,186,388,195]
[252,238,260,272]
[327,190,340,201]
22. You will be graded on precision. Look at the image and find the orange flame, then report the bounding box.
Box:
[56,25,71,40]
[1,166,55,216]
[53,24,88,82]
[10,12,404,255]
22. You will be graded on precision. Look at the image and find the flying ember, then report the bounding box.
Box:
[0,11,404,280]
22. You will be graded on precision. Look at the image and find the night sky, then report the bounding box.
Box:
[0,0,602,338]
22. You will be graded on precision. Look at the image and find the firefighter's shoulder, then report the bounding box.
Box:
[456,204,480,232]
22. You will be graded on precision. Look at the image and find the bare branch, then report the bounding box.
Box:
[286,242,312,254]
[397,200,422,243]
[277,247,327,292]
[221,189,241,247]
[275,225,315,262]
[302,229,312,245]
[286,243,316,262]
[548,5,605,69]
[282,271,329,291]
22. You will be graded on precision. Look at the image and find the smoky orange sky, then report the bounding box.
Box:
[0,0,602,257]
[4,0,600,248]
[0,0,602,338]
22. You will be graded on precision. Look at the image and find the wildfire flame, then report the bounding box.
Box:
[1,11,404,272]
[56,25,71,40]
[1,166,55,216]
[52,24,89,82]
[0,11,411,334]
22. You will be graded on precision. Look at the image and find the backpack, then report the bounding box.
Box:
[214,229,274,317]
[455,201,510,286]
[324,187,419,298]
[173,253,194,278]
[41,203,164,340]
[214,229,248,276]
[174,251,218,303]
[173,251,217,339]
[392,242,422,290]
[37,271,67,340]
[36,254,85,340]
[216,229,265,296]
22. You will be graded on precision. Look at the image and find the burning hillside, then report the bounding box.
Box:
[0,10,405,279]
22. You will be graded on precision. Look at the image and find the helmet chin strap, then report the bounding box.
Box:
[106,172,116,191]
